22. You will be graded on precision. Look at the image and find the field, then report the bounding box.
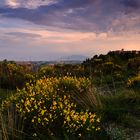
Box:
[0,50,140,140]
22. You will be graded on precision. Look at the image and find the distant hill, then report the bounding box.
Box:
[60,55,87,61]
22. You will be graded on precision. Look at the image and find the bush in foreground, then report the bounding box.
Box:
[2,77,101,139]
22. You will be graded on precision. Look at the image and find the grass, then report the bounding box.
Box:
[100,88,140,128]
[0,104,34,140]
[71,86,103,112]
[71,86,140,139]
[0,89,25,140]
[73,80,140,129]
[0,81,139,140]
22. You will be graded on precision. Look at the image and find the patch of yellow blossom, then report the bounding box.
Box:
[3,76,101,137]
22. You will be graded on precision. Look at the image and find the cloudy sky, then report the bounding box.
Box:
[0,0,140,60]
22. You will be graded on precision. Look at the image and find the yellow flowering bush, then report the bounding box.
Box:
[127,74,140,89]
[2,76,101,138]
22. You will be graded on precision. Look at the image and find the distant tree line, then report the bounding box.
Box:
[0,50,139,90]
[82,50,140,87]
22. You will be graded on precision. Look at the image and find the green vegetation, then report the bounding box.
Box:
[0,60,35,90]
[127,74,140,89]
[0,50,140,139]
[2,77,101,139]
[0,89,14,104]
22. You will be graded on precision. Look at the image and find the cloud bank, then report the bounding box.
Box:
[0,0,139,60]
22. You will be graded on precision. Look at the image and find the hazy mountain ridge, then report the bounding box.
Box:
[60,55,88,61]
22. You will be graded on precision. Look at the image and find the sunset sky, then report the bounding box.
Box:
[0,0,140,60]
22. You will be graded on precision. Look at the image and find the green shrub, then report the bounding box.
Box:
[38,66,54,78]
[106,124,125,140]
[101,89,140,126]
[127,74,140,89]
[2,77,101,139]
[120,114,140,128]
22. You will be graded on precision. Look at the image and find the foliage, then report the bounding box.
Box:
[0,60,35,90]
[127,74,140,89]
[0,89,14,104]
[0,109,31,140]
[82,50,140,87]
[38,66,54,77]
[120,114,140,128]
[0,50,140,139]
[101,89,140,128]
[2,77,101,139]
[127,57,140,75]
[106,124,125,140]
[38,64,85,78]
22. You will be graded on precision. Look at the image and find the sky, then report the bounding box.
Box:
[0,0,140,61]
